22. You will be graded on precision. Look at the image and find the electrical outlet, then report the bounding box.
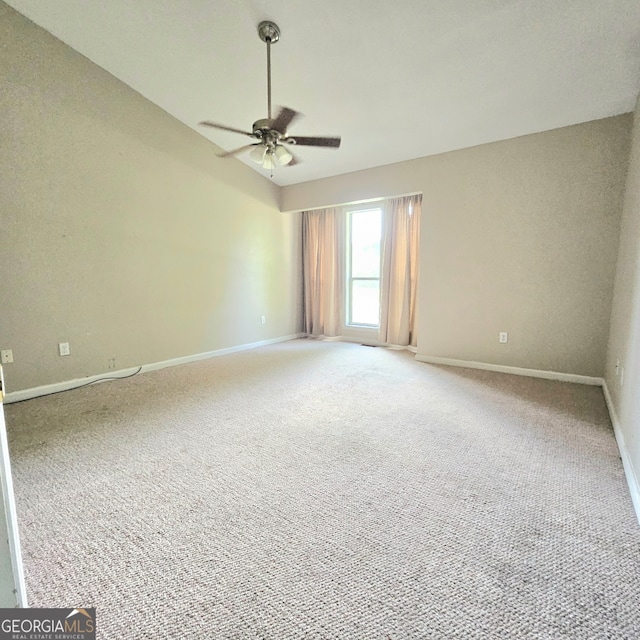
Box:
[107,357,116,370]
[58,342,70,356]
[499,332,508,344]
[1,350,13,364]
[261,315,266,325]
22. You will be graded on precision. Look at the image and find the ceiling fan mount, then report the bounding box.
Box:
[199,20,341,172]
[257,20,280,45]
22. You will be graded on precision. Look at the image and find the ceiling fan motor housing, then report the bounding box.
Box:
[253,118,273,134]
[253,118,286,147]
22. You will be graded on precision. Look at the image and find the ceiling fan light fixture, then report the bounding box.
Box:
[249,144,267,164]
[274,145,293,166]
[262,149,274,170]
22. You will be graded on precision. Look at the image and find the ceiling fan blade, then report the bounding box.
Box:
[285,135,341,148]
[218,144,259,158]
[270,107,301,134]
[199,120,254,137]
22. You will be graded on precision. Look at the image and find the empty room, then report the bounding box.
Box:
[1,1,639,638]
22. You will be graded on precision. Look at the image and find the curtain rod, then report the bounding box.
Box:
[284,191,423,215]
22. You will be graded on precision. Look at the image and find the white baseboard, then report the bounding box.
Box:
[602,382,640,525]
[4,334,302,404]
[415,355,603,386]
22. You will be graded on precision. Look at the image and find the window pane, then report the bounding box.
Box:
[351,280,380,325]
[351,210,381,278]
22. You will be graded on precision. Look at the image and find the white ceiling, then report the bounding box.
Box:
[6,0,640,186]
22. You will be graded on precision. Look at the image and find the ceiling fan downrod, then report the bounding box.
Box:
[257,21,280,121]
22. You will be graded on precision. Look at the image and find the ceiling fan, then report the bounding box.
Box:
[199,21,341,171]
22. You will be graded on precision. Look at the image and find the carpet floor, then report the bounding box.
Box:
[4,339,640,639]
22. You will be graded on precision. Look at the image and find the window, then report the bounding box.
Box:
[347,207,382,327]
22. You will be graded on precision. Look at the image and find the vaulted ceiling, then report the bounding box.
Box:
[6,0,640,186]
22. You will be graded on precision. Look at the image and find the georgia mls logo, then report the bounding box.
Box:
[0,607,95,640]
[65,608,94,632]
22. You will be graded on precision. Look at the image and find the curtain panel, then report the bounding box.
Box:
[379,195,422,347]
[302,208,344,337]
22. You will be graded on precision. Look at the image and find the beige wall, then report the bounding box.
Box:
[283,115,632,377]
[606,94,640,500]
[0,3,302,392]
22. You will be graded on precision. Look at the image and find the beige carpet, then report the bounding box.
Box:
[5,339,640,639]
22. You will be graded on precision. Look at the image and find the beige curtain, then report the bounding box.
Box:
[302,208,344,337]
[379,195,422,347]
